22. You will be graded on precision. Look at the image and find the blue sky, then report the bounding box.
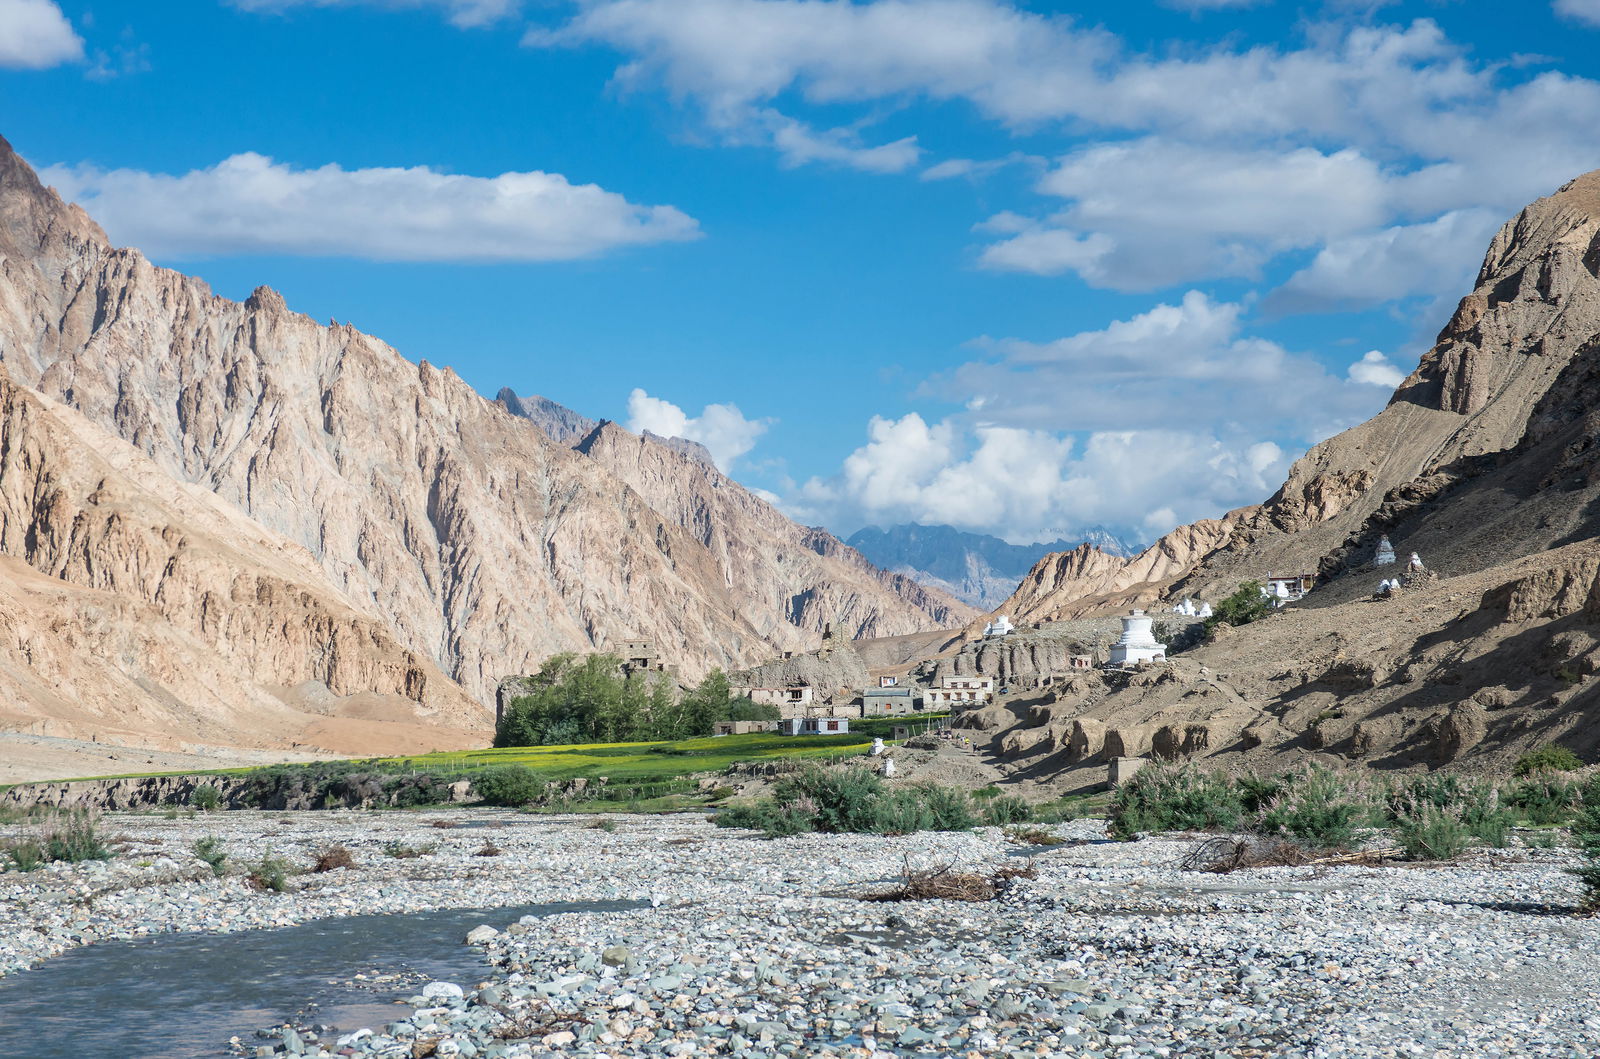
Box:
[5,0,1600,546]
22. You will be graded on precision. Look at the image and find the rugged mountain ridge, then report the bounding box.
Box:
[0,369,485,754]
[0,134,967,739]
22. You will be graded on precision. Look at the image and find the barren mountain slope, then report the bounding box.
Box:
[0,137,961,698]
[0,370,486,755]
[999,170,1600,621]
[574,423,974,640]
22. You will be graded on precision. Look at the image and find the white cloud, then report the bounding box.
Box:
[1162,0,1270,9]
[1348,350,1407,389]
[786,291,1393,541]
[979,140,1393,288]
[1267,209,1502,312]
[766,112,921,173]
[626,388,772,471]
[535,1,1600,300]
[231,0,518,28]
[1555,0,1600,28]
[790,415,1291,543]
[39,152,700,262]
[0,0,82,69]
[946,291,1385,439]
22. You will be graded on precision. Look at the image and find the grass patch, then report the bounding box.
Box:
[380,840,439,859]
[715,765,1033,838]
[193,835,227,875]
[247,851,293,892]
[4,810,111,870]
[1114,762,1527,863]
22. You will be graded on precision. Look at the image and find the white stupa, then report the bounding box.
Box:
[983,615,1015,637]
[1375,535,1396,566]
[1108,609,1166,666]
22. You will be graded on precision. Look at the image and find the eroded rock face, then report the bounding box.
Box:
[1483,559,1600,622]
[0,136,969,714]
[0,372,486,752]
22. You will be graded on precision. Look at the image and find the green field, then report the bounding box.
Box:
[8,716,950,797]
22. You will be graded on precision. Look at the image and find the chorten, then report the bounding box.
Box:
[1108,609,1166,666]
[1375,535,1396,566]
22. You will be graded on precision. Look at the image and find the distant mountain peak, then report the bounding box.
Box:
[845,523,1138,609]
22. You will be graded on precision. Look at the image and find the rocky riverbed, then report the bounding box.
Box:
[1,810,1597,1058]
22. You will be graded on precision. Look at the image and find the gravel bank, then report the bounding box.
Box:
[2,810,1596,1057]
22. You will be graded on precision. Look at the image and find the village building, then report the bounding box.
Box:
[777,716,851,736]
[712,719,777,736]
[863,685,918,716]
[1264,573,1316,603]
[924,674,996,710]
[1108,609,1166,666]
[745,684,814,710]
[878,675,900,687]
[619,638,667,674]
[1069,654,1094,670]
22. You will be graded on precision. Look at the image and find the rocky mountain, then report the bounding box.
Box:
[495,389,599,444]
[0,369,485,756]
[0,134,969,766]
[845,523,1138,609]
[976,170,1600,778]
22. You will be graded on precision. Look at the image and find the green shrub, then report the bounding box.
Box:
[914,784,979,831]
[1204,580,1274,631]
[1507,775,1581,826]
[191,784,221,811]
[4,838,44,872]
[193,835,228,875]
[473,765,543,807]
[982,794,1034,826]
[248,851,292,892]
[867,789,934,835]
[1513,744,1583,777]
[1108,763,1243,840]
[713,766,990,838]
[1571,777,1600,910]
[18,810,112,865]
[773,766,885,834]
[1397,805,1471,861]
[1255,767,1373,848]
[1385,775,1511,849]
[716,800,817,837]
[587,818,618,832]
[380,840,438,859]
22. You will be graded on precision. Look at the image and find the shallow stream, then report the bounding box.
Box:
[0,899,637,1059]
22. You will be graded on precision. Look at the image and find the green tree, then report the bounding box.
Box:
[1205,580,1274,631]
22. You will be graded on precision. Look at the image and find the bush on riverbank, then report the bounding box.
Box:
[2,809,111,871]
[1108,762,1564,860]
[1572,776,1600,909]
[193,835,227,875]
[715,766,1035,837]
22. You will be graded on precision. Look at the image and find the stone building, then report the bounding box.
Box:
[924,674,996,710]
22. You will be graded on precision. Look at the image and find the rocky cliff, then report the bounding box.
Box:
[0,135,965,729]
[0,370,486,754]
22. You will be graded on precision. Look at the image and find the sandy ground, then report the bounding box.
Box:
[0,732,337,785]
